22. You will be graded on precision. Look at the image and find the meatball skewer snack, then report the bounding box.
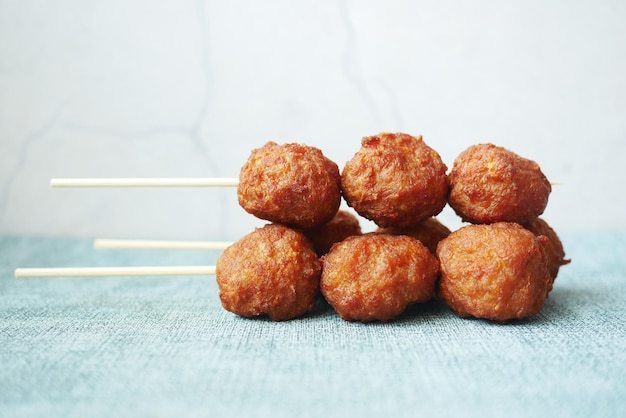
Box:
[52,141,342,229]
[20,134,567,325]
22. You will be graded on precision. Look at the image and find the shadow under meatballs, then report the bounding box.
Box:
[391,298,455,324]
[226,296,336,323]
[519,285,604,325]
[313,296,455,325]
[392,286,574,326]
[228,289,574,324]
[436,288,572,327]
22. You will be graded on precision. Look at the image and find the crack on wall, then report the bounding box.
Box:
[193,0,230,240]
[2,0,231,239]
[374,77,404,131]
[338,0,405,132]
[62,123,192,140]
[338,0,381,126]
[0,100,68,221]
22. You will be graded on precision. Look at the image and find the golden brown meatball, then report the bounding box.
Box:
[436,222,552,322]
[377,217,451,255]
[300,210,362,256]
[216,224,321,321]
[321,233,440,322]
[238,142,341,228]
[448,143,551,225]
[524,218,570,282]
[341,132,449,228]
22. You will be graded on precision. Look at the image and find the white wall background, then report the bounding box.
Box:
[1,0,625,241]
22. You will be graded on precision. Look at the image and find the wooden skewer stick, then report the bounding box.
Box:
[50,177,560,188]
[93,239,232,251]
[50,178,240,188]
[15,265,216,278]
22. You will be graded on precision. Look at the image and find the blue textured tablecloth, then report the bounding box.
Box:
[1,233,625,417]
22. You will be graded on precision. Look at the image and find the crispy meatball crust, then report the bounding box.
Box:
[300,210,362,257]
[238,142,341,228]
[448,143,551,225]
[321,233,440,322]
[524,218,570,282]
[377,217,451,255]
[216,224,321,321]
[341,132,449,228]
[436,222,552,322]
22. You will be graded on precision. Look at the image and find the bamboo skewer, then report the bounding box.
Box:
[93,239,232,251]
[50,177,560,188]
[15,265,216,278]
[22,178,237,278]
[27,175,561,280]
[50,178,240,188]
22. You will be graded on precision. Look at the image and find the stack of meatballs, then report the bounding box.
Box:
[216,133,569,323]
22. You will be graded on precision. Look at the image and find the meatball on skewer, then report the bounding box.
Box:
[321,233,440,322]
[524,218,571,282]
[51,141,343,229]
[238,142,342,228]
[448,143,551,225]
[216,224,321,321]
[437,222,552,322]
[342,132,449,228]
[299,210,362,257]
[377,217,451,256]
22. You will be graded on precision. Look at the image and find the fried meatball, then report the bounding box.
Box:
[524,218,570,282]
[300,210,362,256]
[215,224,321,321]
[377,217,451,255]
[436,222,552,322]
[341,132,449,228]
[321,233,440,322]
[238,142,341,228]
[448,143,551,225]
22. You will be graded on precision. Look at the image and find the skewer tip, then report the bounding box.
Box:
[15,265,217,278]
[50,178,240,188]
[93,239,233,251]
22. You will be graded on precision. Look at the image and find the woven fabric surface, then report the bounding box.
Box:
[1,233,625,418]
